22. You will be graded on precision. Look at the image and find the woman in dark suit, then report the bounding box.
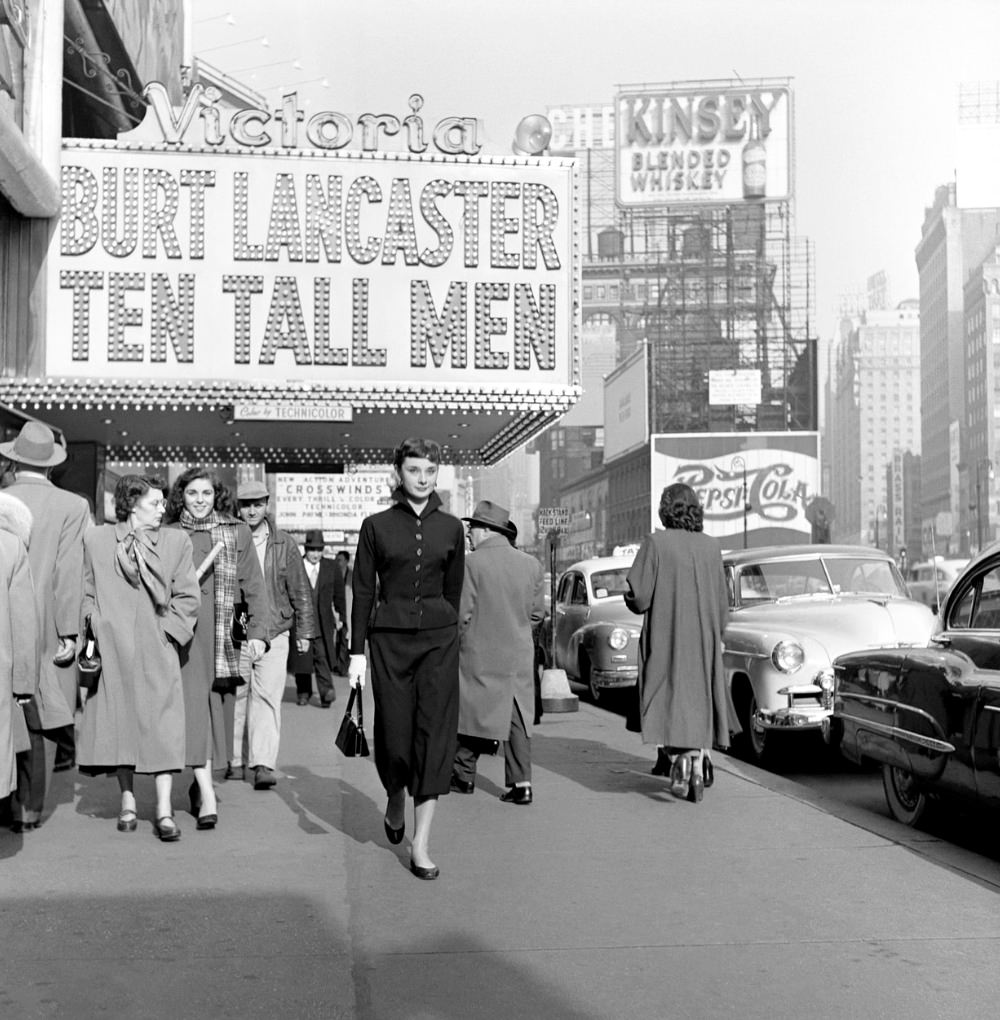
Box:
[348,438,465,880]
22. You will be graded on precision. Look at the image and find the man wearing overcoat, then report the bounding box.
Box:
[451,500,544,804]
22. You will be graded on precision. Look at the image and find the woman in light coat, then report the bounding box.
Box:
[77,475,200,840]
[625,482,736,803]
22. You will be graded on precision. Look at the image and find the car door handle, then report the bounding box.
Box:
[930,635,951,647]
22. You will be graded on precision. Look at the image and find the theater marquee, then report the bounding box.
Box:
[32,86,580,464]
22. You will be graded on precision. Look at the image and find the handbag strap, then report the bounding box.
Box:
[344,685,365,730]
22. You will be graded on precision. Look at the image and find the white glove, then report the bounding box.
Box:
[348,654,367,688]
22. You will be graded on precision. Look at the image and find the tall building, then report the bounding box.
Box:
[827,301,921,550]
[914,182,1000,554]
[963,243,1000,552]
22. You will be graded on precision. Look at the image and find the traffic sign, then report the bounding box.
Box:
[538,506,570,532]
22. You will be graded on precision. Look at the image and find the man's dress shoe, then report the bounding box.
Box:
[499,785,533,805]
[449,775,474,794]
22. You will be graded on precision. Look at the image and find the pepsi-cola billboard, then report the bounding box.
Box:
[650,432,820,547]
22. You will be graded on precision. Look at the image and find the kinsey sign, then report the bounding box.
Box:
[616,80,792,207]
[46,135,576,387]
[650,432,819,547]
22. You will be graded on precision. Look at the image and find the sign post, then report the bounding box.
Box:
[536,507,577,712]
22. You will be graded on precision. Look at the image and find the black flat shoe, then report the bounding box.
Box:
[383,817,404,845]
[409,860,439,880]
[153,816,181,842]
[196,813,218,831]
[651,748,672,776]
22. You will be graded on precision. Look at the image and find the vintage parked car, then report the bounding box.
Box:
[831,543,1000,826]
[536,555,640,702]
[905,557,966,612]
[723,545,936,764]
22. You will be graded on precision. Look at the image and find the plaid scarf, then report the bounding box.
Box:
[115,527,169,613]
[179,509,242,682]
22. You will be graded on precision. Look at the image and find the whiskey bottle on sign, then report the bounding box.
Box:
[742,113,766,199]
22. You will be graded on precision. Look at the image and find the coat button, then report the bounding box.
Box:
[415,532,422,540]
[416,548,423,556]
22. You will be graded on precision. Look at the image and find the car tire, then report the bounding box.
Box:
[734,684,771,765]
[579,653,602,703]
[881,763,928,827]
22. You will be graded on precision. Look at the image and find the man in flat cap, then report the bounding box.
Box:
[235,480,315,789]
[451,500,544,804]
[1,421,90,829]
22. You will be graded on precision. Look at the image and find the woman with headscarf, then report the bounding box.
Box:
[624,482,736,803]
[164,468,266,828]
[76,475,200,840]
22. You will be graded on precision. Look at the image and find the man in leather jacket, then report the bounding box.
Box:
[235,481,316,790]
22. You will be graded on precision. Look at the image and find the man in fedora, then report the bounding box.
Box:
[291,529,346,708]
[451,500,544,804]
[1,421,90,828]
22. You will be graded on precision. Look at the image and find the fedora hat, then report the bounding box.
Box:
[462,500,515,538]
[304,529,325,550]
[0,421,66,467]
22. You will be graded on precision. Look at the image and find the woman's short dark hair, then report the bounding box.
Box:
[658,482,704,532]
[393,437,441,469]
[164,467,237,522]
[114,474,165,522]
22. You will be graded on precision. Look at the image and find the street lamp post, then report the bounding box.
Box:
[976,458,994,552]
[874,504,886,550]
[731,455,749,549]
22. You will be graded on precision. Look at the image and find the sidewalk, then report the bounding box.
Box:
[2,684,999,1019]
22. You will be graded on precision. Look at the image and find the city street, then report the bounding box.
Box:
[3,680,1000,1019]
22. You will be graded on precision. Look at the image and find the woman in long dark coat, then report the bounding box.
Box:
[164,468,267,828]
[349,438,465,881]
[625,482,736,803]
[77,475,200,840]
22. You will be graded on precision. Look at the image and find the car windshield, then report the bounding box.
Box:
[590,568,630,599]
[735,556,907,604]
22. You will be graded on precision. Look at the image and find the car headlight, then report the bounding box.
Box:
[771,640,804,673]
[607,627,630,650]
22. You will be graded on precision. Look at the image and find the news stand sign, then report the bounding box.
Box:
[650,432,819,548]
[615,80,791,207]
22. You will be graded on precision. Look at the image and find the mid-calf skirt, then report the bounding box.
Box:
[368,625,459,798]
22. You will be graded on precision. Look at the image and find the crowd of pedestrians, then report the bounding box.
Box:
[0,425,731,877]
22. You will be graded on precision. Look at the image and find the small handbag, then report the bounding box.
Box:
[334,686,370,757]
[78,616,102,694]
[230,591,249,646]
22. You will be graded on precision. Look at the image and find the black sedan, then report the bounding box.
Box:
[831,543,1000,826]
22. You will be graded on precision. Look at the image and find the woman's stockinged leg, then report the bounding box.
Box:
[117,766,136,812]
[411,795,437,870]
[154,771,174,819]
[193,761,217,816]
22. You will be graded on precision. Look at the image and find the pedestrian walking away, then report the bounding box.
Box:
[624,482,737,803]
[76,475,200,841]
[236,480,316,791]
[452,501,544,805]
[291,530,346,708]
[349,437,465,880]
[164,468,268,827]
[0,493,39,831]
[0,422,90,828]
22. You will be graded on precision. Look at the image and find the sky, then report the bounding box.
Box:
[192,0,1000,339]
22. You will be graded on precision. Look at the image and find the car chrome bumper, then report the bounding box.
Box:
[592,669,638,689]
[755,704,831,731]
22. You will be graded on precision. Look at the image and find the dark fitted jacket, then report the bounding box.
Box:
[256,521,316,644]
[289,555,346,673]
[350,489,465,653]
